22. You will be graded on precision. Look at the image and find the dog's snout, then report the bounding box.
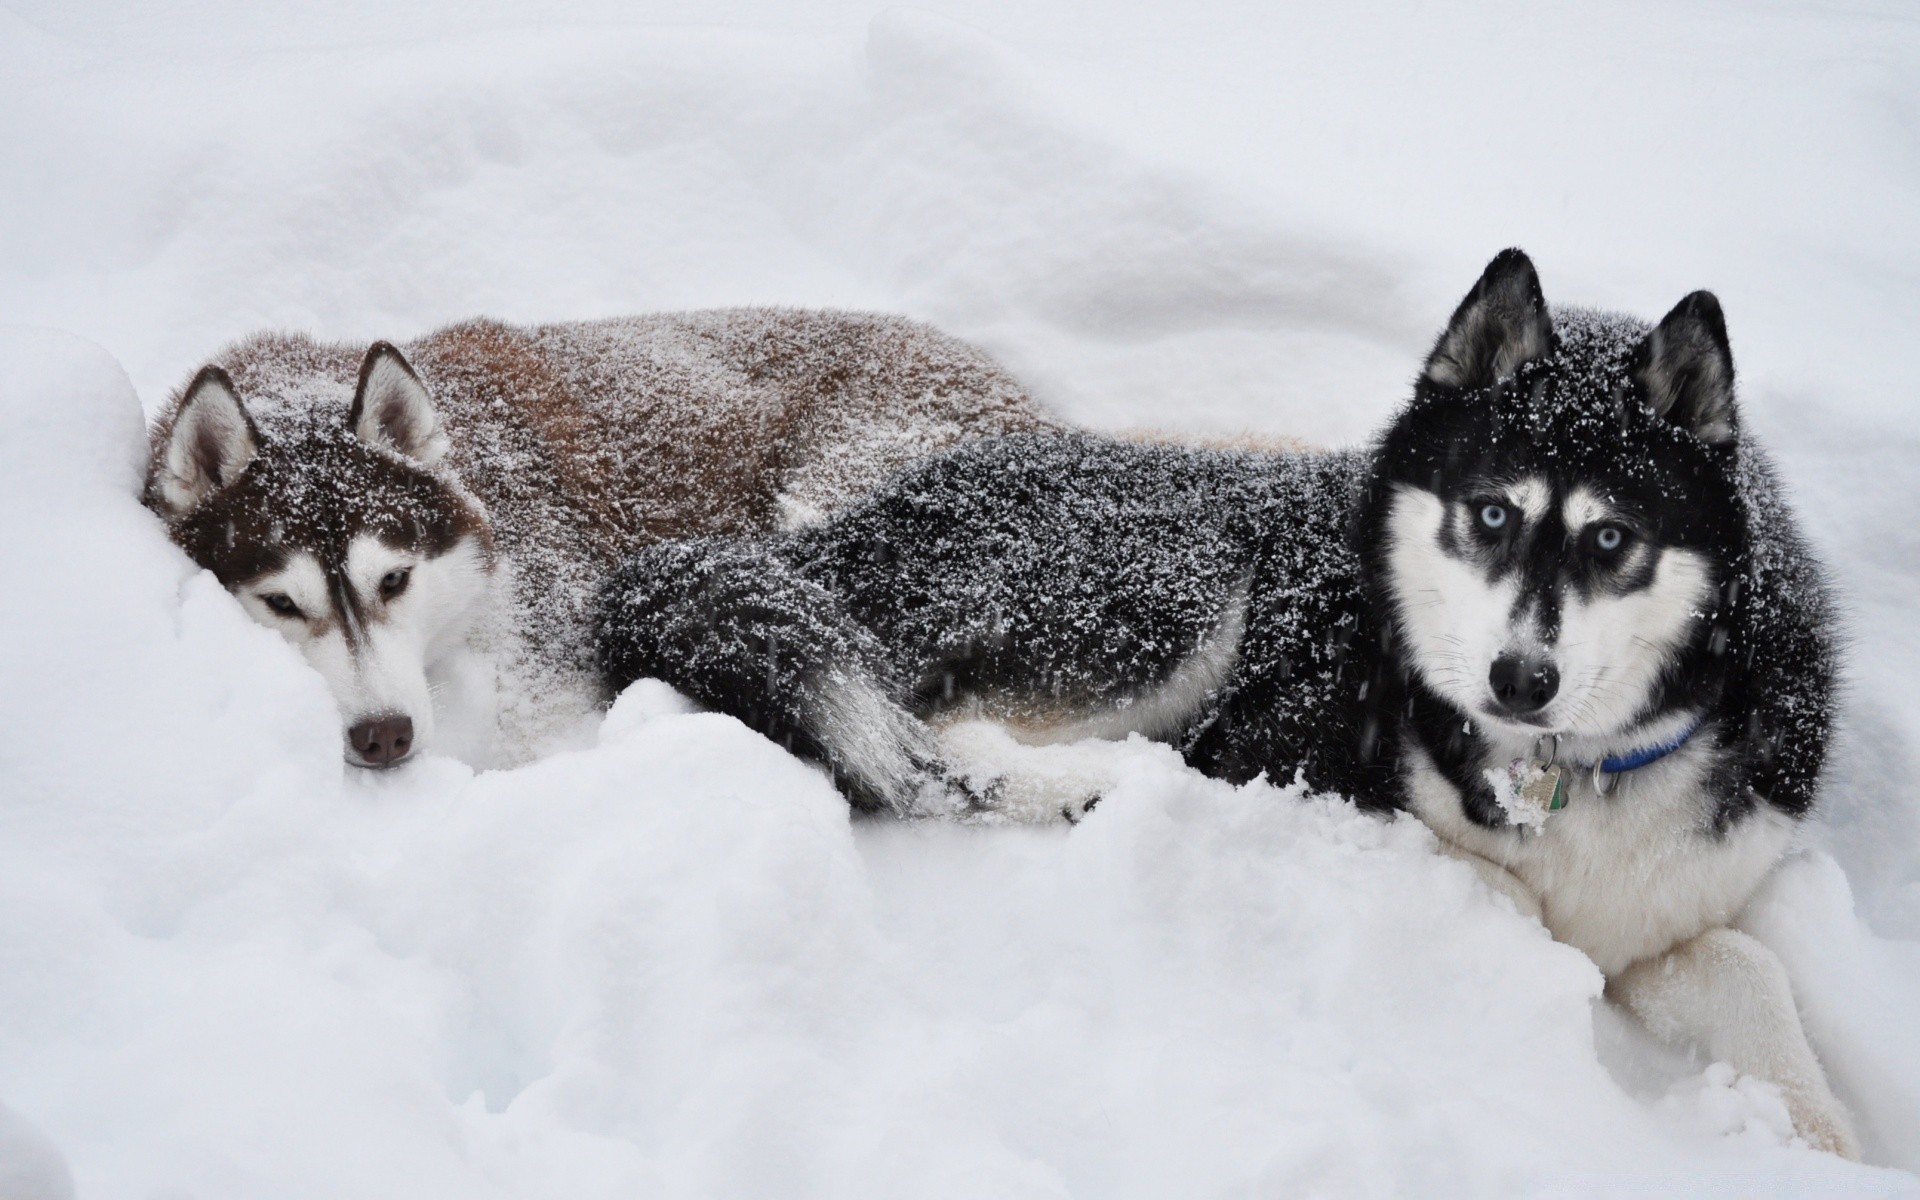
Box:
[349,714,414,767]
[1488,654,1559,716]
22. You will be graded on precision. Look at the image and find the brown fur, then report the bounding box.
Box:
[147,309,1055,747]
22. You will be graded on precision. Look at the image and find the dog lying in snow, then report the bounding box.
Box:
[598,252,1859,1156]
[143,311,1052,767]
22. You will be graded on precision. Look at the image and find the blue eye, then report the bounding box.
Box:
[1479,503,1509,530]
[1595,525,1626,552]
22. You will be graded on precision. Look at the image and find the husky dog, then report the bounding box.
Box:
[144,311,1051,767]
[598,252,1858,1155]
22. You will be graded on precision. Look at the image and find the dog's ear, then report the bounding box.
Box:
[150,365,260,517]
[1632,291,1737,446]
[349,342,450,465]
[1422,249,1555,390]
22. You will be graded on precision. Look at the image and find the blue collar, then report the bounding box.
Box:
[1580,714,1705,776]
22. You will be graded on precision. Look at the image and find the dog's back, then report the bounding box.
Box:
[204,310,1050,653]
[213,310,1044,534]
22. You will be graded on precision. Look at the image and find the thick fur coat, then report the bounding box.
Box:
[598,253,1857,1155]
[145,310,1053,764]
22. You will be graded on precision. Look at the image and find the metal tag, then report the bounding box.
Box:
[1491,757,1567,830]
[1520,762,1567,812]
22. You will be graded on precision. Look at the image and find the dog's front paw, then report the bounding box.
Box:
[1784,1086,1861,1160]
[967,764,1105,825]
[931,720,1115,824]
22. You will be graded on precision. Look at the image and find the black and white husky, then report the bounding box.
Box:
[143,311,1050,767]
[598,252,1858,1156]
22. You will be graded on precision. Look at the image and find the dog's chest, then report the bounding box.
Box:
[1407,744,1793,974]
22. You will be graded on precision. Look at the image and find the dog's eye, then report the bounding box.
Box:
[262,593,301,617]
[1478,503,1510,531]
[380,568,411,600]
[1591,524,1631,555]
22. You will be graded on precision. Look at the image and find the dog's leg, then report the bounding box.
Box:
[1608,926,1859,1159]
[931,719,1115,824]
[1433,841,1543,921]
[597,538,951,814]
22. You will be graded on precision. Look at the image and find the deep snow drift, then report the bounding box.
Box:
[3,1,1920,1196]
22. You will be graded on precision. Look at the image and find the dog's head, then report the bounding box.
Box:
[145,342,493,767]
[1366,250,1744,746]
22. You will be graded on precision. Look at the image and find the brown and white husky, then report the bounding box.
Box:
[143,310,1052,767]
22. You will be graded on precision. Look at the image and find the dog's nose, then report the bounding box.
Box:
[1488,654,1559,716]
[348,714,414,766]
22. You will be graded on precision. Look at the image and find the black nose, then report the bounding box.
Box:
[1488,654,1559,716]
[349,714,414,766]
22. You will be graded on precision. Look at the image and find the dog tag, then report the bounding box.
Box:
[1521,762,1567,813]
[1488,757,1566,830]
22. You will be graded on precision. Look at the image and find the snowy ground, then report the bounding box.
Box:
[4,1,1920,1195]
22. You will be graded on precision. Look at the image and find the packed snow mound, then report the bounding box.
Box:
[0,1101,75,1200]
[3,331,1913,1197]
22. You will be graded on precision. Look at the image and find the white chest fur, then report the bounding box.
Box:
[1406,739,1793,975]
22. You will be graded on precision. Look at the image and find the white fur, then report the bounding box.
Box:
[1553,552,1712,739]
[1383,479,1856,1155]
[1408,733,1791,975]
[1383,486,1526,711]
[934,719,1113,823]
[1386,477,1780,968]
[1383,483,1712,742]
[1548,484,1715,741]
[241,551,329,634]
[903,590,1247,819]
[805,670,939,814]
[241,534,492,762]
[1407,727,1858,1155]
[1610,927,1858,1157]
[774,491,828,531]
[1560,485,1609,532]
[1506,478,1551,523]
[815,591,1248,819]
[1443,798,1850,1159]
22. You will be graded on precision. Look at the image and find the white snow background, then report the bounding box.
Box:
[3,1,1920,1195]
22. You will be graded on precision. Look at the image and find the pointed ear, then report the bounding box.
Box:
[349,342,449,465]
[1422,249,1555,390]
[1633,291,1736,445]
[150,365,259,517]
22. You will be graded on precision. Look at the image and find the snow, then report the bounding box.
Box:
[3,1,1920,1195]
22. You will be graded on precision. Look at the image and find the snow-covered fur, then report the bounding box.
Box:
[144,311,1052,766]
[597,252,1856,1155]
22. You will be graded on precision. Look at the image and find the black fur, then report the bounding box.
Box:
[597,538,926,811]
[597,251,1835,832]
